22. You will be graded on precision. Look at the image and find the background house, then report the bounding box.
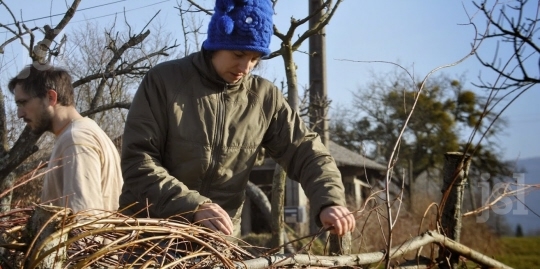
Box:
[242,140,390,235]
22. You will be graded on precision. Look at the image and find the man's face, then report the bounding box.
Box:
[13,84,53,135]
[212,50,261,83]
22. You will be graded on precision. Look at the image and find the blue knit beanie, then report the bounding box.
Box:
[203,0,273,56]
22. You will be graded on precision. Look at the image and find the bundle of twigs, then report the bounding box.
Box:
[0,205,256,268]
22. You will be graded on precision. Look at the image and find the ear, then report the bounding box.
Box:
[47,89,58,106]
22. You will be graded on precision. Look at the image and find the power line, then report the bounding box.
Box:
[70,0,171,24]
[2,0,127,26]
[0,0,171,34]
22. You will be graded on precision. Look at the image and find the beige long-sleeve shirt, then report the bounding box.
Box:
[41,117,123,213]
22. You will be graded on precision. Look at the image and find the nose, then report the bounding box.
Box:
[17,107,25,119]
[238,59,252,74]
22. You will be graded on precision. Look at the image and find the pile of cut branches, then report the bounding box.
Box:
[0,205,255,268]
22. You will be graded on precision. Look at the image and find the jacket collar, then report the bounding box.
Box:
[193,49,248,93]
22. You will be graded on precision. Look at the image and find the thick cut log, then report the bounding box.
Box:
[25,205,71,269]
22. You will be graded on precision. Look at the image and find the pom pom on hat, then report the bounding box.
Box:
[203,0,273,56]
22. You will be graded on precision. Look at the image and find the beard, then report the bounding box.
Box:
[30,105,53,135]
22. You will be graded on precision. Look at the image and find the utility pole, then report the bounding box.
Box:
[309,0,329,146]
[308,0,327,237]
[309,0,350,255]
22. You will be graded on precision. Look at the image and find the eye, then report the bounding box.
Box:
[15,100,26,108]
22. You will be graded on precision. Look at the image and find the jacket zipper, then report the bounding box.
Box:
[200,87,227,196]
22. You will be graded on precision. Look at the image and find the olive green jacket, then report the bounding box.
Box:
[120,50,346,229]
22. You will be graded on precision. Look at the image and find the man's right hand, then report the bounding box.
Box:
[193,202,234,235]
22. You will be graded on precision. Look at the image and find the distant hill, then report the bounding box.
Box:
[503,157,540,236]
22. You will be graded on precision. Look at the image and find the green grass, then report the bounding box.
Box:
[493,236,540,269]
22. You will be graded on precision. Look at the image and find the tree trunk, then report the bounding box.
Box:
[270,165,286,254]
[0,128,40,201]
[0,173,15,214]
[439,152,471,269]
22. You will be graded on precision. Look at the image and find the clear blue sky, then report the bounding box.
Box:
[1,0,539,161]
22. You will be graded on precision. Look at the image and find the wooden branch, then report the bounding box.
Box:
[80,102,131,117]
[33,0,81,63]
[272,24,286,41]
[0,1,17,23]
[0,90,8,155]
[292,0,343,51]
[73,68,147,88]
[185,0,212,15]
[462,183,538,217]
[0,128,40,183]
[0,162,49,199]
[127,48,173,67]
[234,230,514,269]
[89,29,151,110]
[0,0,30,54]
[429,231,512,269]
[46,0,81,42]
[24,205,71,269]
[472,0,540,90]
[270,164,286,253]
[108,30,151,71]
[285,0,330,39]
[0,33,19,54]
[23,23,36,57]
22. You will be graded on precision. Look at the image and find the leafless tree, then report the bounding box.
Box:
[0,0,179,211]
[60,19,178,137]
[473,0,539,91]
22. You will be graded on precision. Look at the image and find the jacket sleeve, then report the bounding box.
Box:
[120,69,209,221]
[261,87,347,226]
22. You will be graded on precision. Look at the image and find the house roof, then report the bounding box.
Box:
[327,140,387,171]
[253,140,387,172]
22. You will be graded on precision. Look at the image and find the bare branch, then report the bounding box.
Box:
[235,230,513,269]
[473,0,540,90]
[80,102,131,117]
[0,128,40,182]
[0,91,8,156]
[0,34,20,54]
[292,0,343,51]
[33,0,82,63]
[89,29,150,110]
[463,182,539,217]
[185,0,213,15]
[72,68,146,88]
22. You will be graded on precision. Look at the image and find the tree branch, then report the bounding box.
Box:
[33,0,81,63]
[0,128,40,182]
[185,0,212,15]
[234,230,513,269]
[80,102,131,117]
[473,0,540,90]
[292,0,343,51]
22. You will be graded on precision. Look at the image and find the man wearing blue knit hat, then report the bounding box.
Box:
[120,0,355,237]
